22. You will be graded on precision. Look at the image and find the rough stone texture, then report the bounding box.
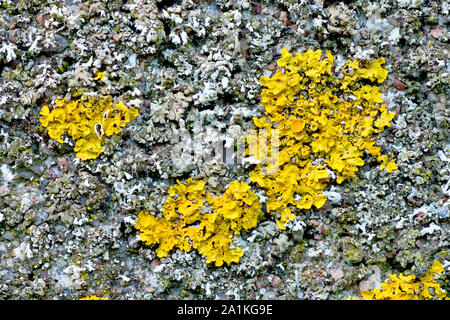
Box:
[0,0,448,300]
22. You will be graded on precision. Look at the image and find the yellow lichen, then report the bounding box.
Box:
[93,71,105,81]
[39,95,138,160]
[79,295,109,300]
[135,48,399,267]
[246,48,397,229]
[134,179,264,266]
[357,260,447,300]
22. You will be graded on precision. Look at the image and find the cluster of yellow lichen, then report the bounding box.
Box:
[134,179,264,266]
[135,49,399,266]
[79,295,109,300]
[246,48,397,229]
[39,95,138,160]
[356,260,447,300]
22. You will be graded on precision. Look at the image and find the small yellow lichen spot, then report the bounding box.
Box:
[93,71,105,80]
[385,158,398,173]
[39,95,139,160]
[80,295,109,300]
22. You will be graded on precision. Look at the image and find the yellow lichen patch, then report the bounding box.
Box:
[246,48,397,229]
[135,178,207,258]
[39,95,139,160]
[134,179,264,267]
[79,295,109,300]
[93,71,105,81]
[199,180,264,266]
[358,260,447,300]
